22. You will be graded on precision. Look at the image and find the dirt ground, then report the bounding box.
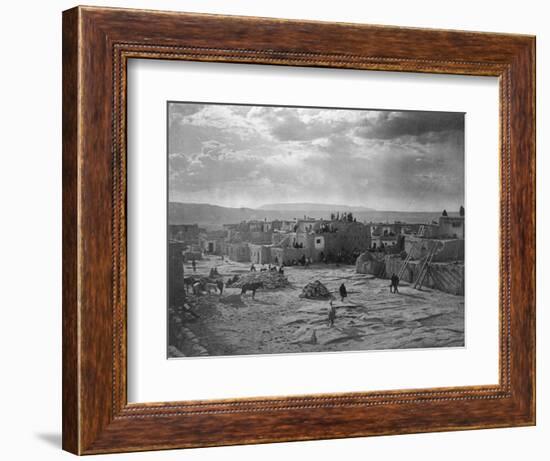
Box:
[174,255,465,357]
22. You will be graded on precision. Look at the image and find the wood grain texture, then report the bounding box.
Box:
[61,7,79,454]
[62,5,536,455]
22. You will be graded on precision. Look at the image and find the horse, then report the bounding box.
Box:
[241,282,263,299]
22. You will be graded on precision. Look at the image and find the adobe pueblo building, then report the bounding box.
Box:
[356,210,465,295]
[168,208,464,295]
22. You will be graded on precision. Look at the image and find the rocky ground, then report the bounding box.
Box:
[171,255,464,357]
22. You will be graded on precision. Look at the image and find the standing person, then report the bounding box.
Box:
[250,263,256,272]
[327,300,336,327]
[216,279,224,295]
[192,259,196,272]
[339,283,348,303]
[390,273,396,293]
[393,273,400,293]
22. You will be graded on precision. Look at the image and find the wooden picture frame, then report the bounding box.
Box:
[62,5,535,455]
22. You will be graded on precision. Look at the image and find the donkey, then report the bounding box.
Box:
[241,282,264,299]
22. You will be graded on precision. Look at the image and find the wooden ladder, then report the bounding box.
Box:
[413,242,439,290]
[397,241,417,279]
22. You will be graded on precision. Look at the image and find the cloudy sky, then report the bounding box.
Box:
[168,102,464,212]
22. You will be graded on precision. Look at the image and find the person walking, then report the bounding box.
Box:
[327,300,336,327]
[339,283,348,303]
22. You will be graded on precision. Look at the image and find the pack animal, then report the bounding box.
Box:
[241,282,264,299]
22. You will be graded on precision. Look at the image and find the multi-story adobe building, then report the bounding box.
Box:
[249,243,272,265]
[226,242,250,262]
[168,224,200,245]
[199,229,227,255]
[268,218,371,264]
[438,215,465,239]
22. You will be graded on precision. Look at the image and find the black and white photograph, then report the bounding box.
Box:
[2,0,543,458]
[167,102,466,358]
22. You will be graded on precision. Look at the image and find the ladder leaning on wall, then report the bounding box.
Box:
[413,241,440,290]
[397,240,418,280]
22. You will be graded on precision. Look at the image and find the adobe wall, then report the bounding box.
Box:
[384,256,464,295]
[356,251,464,295]
[183,251,202,262]
[271,247,308,265]
[355,251,386,277]
[404,237,464,262]
[227,244,250,262]
[249,244,272,264]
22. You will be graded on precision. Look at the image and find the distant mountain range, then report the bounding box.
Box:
[168,202,283,226]
[257,202,374,212]
[169,202,450,227]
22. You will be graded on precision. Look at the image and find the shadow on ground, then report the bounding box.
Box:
[35,432,62,448]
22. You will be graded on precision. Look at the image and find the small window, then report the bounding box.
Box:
[316,239,321,244]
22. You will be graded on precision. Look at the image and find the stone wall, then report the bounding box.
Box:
[168,314,209,357]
